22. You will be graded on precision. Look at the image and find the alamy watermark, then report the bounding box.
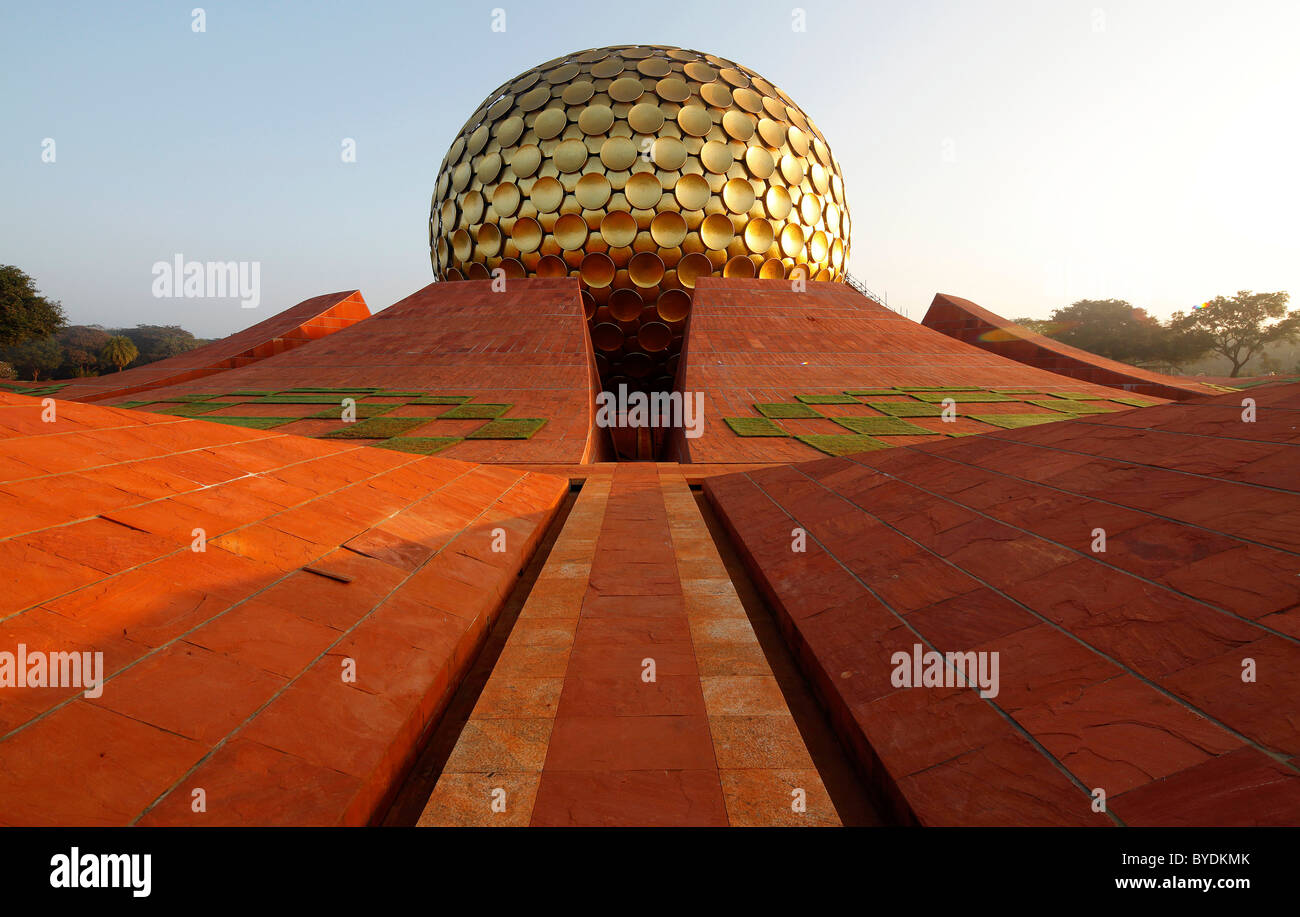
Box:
[0,644,104,698]
[151,254,261,308]
[594,384,704,439]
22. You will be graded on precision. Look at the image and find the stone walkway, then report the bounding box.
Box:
[419,464,839,826]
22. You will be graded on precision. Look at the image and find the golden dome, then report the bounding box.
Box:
[430,44,851,389]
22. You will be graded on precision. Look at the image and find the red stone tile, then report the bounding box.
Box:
[530,769,728,827]
[1111,747,1300,826]
[0,701,204,825]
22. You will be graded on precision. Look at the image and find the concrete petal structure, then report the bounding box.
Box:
[922,292,1226,400]
[3,276,1298,827]
[705,383,1300,826]
[54,290,370,403]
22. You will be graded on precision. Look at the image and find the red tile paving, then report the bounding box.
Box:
[705,383,1300,825]
[669,278,1170,463]
[922,293,1225,400]
[97,278,607,465]
[0,390,567,825]
[419,465,840,826]
[57,291,370,403]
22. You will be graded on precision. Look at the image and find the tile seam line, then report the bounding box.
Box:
[129,466,559,826]
[739,469,1125,825]
[888,441,1300,593]
[0,444,435,622]
[0,458,486,743]
[783,463,1300,775]
[0,426,384,507]
[884,440,1300,561]
[977,423,1300,496]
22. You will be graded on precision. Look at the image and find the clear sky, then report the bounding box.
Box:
[3,0,1297,337]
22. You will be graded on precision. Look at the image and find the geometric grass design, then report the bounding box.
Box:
[724,417,789,437]
[200,416,299,429]
[374,436,462,455]
[150,402,241,416]
[832,416,932,436]
[1026,399,1115,414]
[755,402,821,419]
[908,391,1015,403]
[465,418,547,439]
[439,402,512,420]
[320,417,427,439]
[795,433,890,456]
[970,413,1073,429]
[307,403,396,420]
[867,401,948,417]
[795,393,859,404]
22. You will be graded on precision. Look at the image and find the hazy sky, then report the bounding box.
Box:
[3,0,1297,337]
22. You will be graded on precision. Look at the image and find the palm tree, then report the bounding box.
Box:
[99,335,139,372]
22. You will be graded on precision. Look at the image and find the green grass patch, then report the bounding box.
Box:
[832,416,932,436]
[867,401,946,417]
[1026,399,1115,414]
[466,418,547,439]
[1105,396,1158,407]
[116,400,154,408]
[256,394,360,404]
[844,388,902,396]
[795,393,859,404]
[990,388,1041,394]
[439,402,511,419]
[795,434,890,456]
[373,390,428,397]
[168,393,222,402]
[406,395,471,404]
[320,417,427,439]
[970,413,1070,429]
[307,404,396,420]
[225,389,280,397]
[150,402,241,416]
[374,436,462,455]
[284,387,380,393]
[908,391,1014,403]
[1051,392,1102,400]
[201,416,298,430]
[724,417,788,437]
[898,386,981,392]
[755,402,821,419]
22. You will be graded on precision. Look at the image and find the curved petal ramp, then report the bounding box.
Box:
[0,390,567,825]
[922,293,1224,401]
[58,291,370,403]
[705,383,1300,826]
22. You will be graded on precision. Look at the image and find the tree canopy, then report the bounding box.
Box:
[0,266,66,347]
[99,336,139,372]
[1170,290,1298,377]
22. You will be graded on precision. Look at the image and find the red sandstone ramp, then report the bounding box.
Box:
[705,383,1300,826]
[0,391,567,825]
[670,278,1169,464]
[922,293,1223,400]
[58,290,370,403]
[102,279,606,465]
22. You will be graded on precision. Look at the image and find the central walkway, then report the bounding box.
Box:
[419,464,841,826]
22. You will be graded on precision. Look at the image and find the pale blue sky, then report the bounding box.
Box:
[3,0,1297,336]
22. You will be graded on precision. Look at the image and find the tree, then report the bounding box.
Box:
[108,324,205,367]
[1045,299,1174,365]
[2,336,63,380]
[57,325,111,376]
[99,335,139,372]
[0,266,67,347]
[1170,290,1298,377]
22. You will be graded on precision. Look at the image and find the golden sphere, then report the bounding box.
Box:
[430,44,852,389]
